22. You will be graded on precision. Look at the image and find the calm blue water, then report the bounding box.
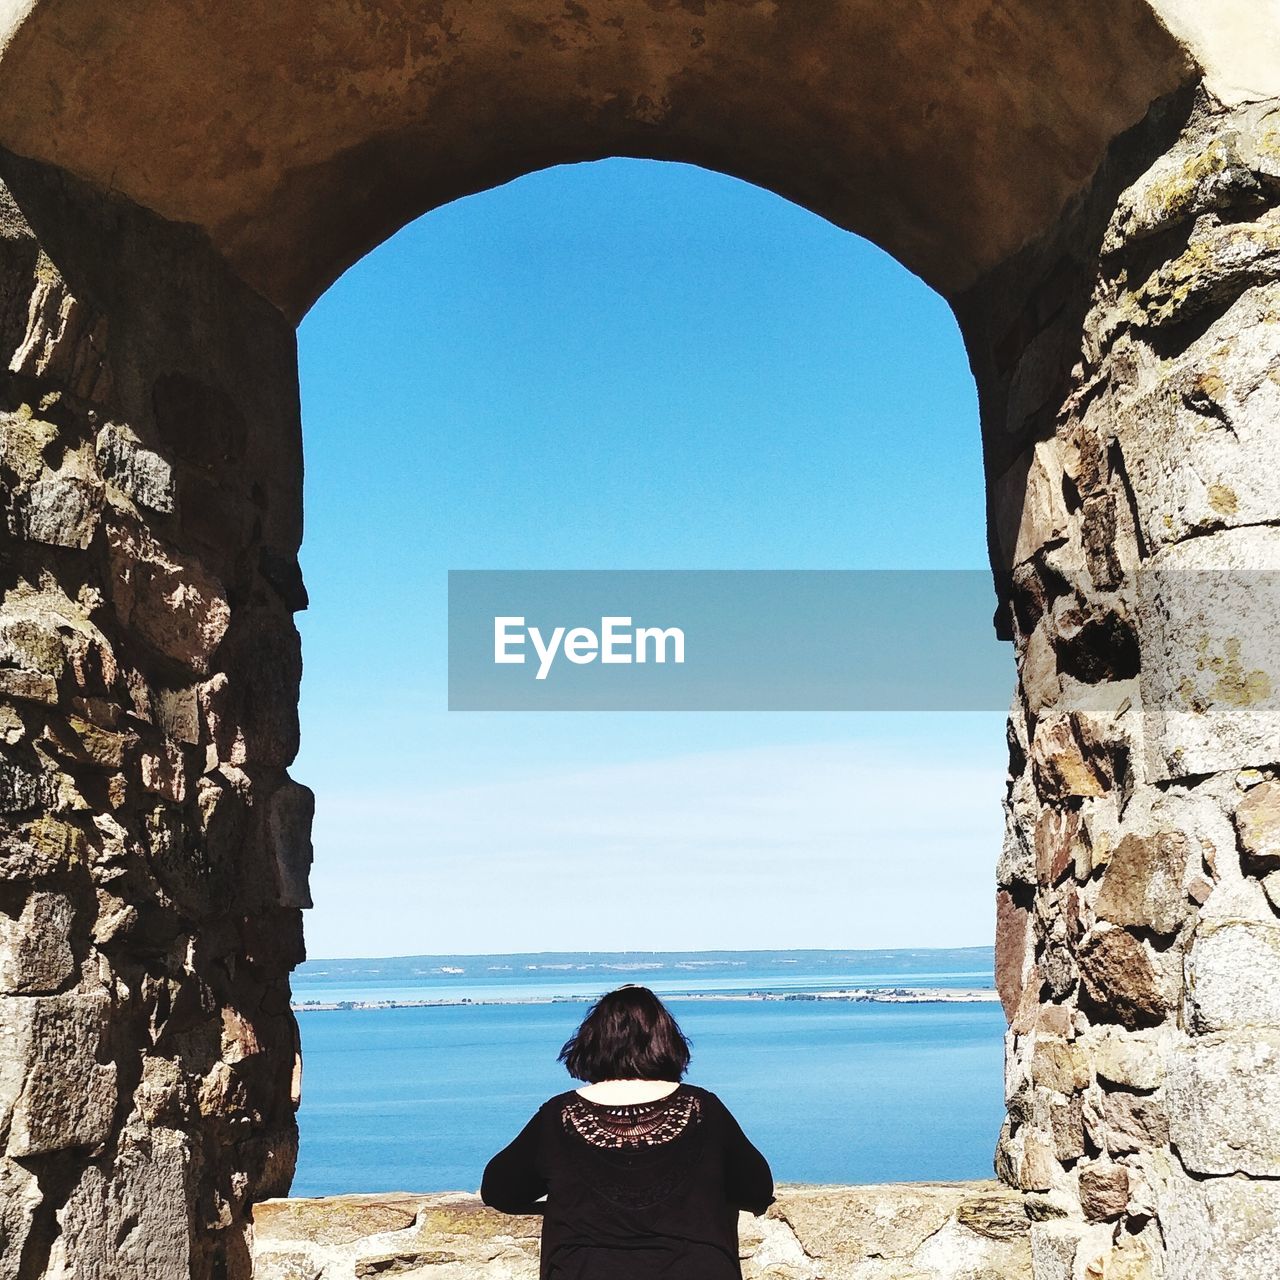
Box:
[291,947,995,1005]
[293,995,1006,1196]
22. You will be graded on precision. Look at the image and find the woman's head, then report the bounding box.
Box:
[558,985,692,1083]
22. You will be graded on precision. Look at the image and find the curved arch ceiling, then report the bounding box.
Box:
[0,0,1205,317]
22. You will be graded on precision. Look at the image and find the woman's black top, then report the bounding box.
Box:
[481,1083,774,1280]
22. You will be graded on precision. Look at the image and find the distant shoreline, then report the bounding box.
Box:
[290,987,999,1013]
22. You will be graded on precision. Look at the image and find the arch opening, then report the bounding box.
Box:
[287,154,1008,1199]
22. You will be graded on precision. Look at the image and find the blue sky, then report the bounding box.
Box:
[294,158,1008,958]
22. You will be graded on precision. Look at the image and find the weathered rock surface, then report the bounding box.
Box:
[0,891,74,993]
[49,1125,196,1279]
[104,515,231,674]
[978,88,1280,1278]
[253,1184,1034,1280]
[0,149,307,1280]
[1160,1174,1280,1280]
[1186,918,1280,1031]
[1236,781,1280,871]
[1085,1027,1166,1093]
[1137,528,1280,780]
[1076,926,1178,1029]
[0,990,117,1157]
[1167,1031,1280,1175]
[1094,831,1190,935]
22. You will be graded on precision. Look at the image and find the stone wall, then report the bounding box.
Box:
[251,1184,1033,1280]
[959,89,1280,1277]
[0,31,1279,1280]
[0,152,309,1278]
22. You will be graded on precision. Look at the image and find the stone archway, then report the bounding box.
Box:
[1,4,1279,1277]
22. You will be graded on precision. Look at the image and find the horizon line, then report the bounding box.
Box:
[298,942,995,965]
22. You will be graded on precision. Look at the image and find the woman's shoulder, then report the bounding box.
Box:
[681,1082,724,1105]
[677,1083,736,1121]
[539,1088,581,1111]
[683,1084,751,1125]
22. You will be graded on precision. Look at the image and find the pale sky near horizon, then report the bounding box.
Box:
[293,158,1010,960]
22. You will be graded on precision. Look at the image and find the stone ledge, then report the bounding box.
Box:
[252,1181,1032,1279]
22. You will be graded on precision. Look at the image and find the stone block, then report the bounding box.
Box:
[1162,1173,1280,1280]
[96,420,175,513]
[0,989,117,1156]
[1101,1225,1163,1280]
[1041,932,1078,1003]
[1078,1162,1129,1220]
[1132,207,1280,330]
[1032,1037,1091,1095]
[1036,1003,1073,1039]
[911,1209,1033,1279]
[1032,714,1110,801]
[1137,528,1280,781]
[1010,966,1045,1035]
[1111,286,1280,550]
[1049,1093,1085,1162]
[1105,133,1263,252]
[1021,621,1062,717]
[154,684,200,745]
[0,815,87,881]
[17,474,100,548]
[0,409,57,484]
[268,779,314,910]
[1167,1031,1280,1175]
[0,890,74,993]
[140,740,187,803]
[1029,1220,1086,1280]
[1079,797,1124,879]
[133,1054,189,1126]
[0,668,56,703]
[1236,781,1280,872]
[42,714,131,770]
[1019,1130,1058,1192]
[1101,1089,1167,1155]
[1077,925,1178,1029]
[0,758,53,814]
[999,779,1038,888]
[104,515,230,674]
[8,272,110,402]
[1186,918,1280,1031]
[992,440,1074,570]
[0,706,21,745]
[51,1124,192,1278]
[204,613,302,768]
[0,1157,41,1280]
[0,612,64,676]
[1197,874,1272,924]
[1035,808,1079,887]
[999,818,1036,889]
[770,1183,963,1266]
[996,888,1032,1018]
[1094,831,1191,936]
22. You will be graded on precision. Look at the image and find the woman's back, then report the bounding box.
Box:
[482,1081,774,1280]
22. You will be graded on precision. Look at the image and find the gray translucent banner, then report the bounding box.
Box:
[448,570,1013,711]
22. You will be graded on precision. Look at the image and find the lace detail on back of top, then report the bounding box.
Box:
[561,1090,702,1149]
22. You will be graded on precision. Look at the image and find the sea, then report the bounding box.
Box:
[290,948,1006,1198]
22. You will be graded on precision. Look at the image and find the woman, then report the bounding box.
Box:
[481,984,774,1280]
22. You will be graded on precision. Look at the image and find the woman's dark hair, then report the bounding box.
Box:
[558,985,692,1083]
